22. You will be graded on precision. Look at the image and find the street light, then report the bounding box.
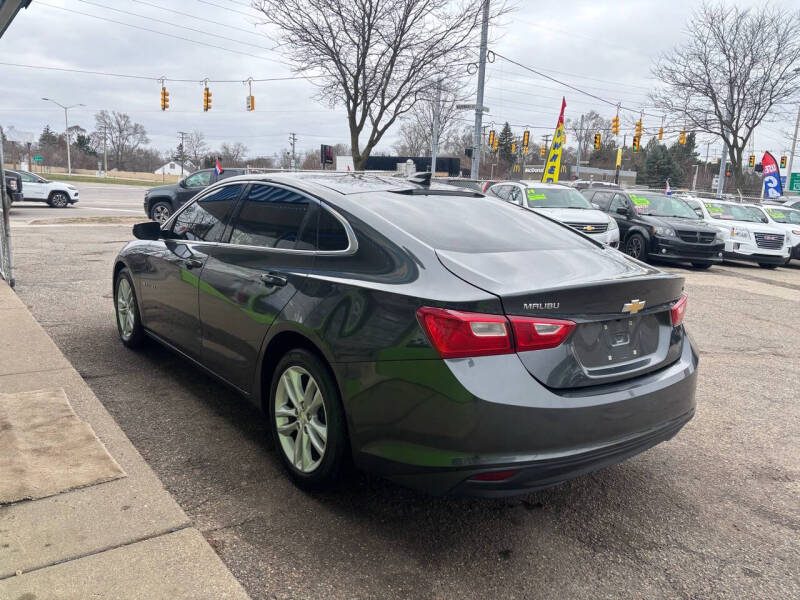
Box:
[42,98,85,176]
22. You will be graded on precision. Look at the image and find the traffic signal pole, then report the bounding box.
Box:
[574,113,584,179]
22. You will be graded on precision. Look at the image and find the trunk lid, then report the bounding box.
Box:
[436,247,685,388]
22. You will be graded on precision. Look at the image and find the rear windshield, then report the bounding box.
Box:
[629,193,699,219]
[705,202,766,223]
[524,187,593,209]
[361,194,591,253]
[765,207,800,224]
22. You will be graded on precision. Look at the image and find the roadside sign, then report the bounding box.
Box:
[33,155,43,163]
[456,103,490,113]
[789,172,800,192]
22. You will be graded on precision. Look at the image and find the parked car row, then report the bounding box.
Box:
[3,169,79,207]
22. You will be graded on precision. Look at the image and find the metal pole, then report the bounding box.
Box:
[785,104,800,193]
[575,113,584,179]
[289,133,297,171]
[430,81,442,178]
[470,0,490,181]
[716,143,727,198]
[692,164,699,191]
[177,131,188,176]
[103,126,108,174]
[0,126,14,287]
[64,107,72,176]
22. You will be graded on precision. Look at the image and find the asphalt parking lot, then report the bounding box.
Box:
[8,184,800,599]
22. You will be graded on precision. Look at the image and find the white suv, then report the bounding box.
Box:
[683,198,789,268]
[488,181,620,248]
[758,205,800,265]
[16,171,79,208]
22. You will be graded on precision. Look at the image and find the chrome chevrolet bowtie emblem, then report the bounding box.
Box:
[585,225,595,231]
[622,299,646,314]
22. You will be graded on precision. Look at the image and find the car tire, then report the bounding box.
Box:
[114,268,147,348]
[269,348,348,491]
[758,263,779,270]
[150,201,172,224]
[691,262,713,270]
[625,233,647,260]
[48,192,70,208]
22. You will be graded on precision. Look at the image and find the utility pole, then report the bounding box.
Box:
[430,80,442,178]
[692,164,699,191]
[177,131,188,176]
[716,142,727,198]
[470,0,490,181]
[289,133,297,171]
[42,98,84,176]
[574,113,585,179]
[102,125,108,175]
[785,104,800,192]
[541,134,551,164]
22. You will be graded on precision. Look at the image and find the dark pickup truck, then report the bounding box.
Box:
[143,167,247,223]
[2,169,23,205]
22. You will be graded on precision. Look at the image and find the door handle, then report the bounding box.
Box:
[260,272,288,286]
[183,258,203,270]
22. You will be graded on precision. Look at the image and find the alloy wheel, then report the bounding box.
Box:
[152,204,171,224]
[274,365,328,473]
[627,236,643,259]
[52,193,68,207]
[116,278,135,340]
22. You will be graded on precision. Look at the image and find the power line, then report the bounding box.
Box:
[133,0,268,40]
[0,61,321,84]
[196,0,257,19]
[74,0,279,55]
[36,1,279,64]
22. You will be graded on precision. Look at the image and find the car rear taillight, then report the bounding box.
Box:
[469,469,520,482]
[670,293,688,327]
[509,316,576,352]
[416,307,576,358]
[416,307,513,359]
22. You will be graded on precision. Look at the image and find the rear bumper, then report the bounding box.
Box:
[343,330,698,497]
[648,236,724,263]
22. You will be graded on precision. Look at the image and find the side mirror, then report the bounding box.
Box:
[178,178,187,188]
[133,221,163,240]
[616,206,629,215]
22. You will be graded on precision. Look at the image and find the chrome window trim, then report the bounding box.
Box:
[164,179,358,256]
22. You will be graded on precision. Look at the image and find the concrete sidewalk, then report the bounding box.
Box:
[0,280,249,599]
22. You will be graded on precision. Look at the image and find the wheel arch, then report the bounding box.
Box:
[625,225,652,248]
[146,195,174,215]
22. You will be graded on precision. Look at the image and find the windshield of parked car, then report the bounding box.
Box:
[524,186,593,209]
[704,202,766,223]
[629,193,699,219]
[765,207,800,224]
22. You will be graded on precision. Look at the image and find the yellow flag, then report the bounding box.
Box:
[542,97,566,183]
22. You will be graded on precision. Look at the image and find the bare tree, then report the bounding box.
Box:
[185,130,208,165]
[92,111,149,171]
[393,83,465,156]
[218,142,248,166]
[651,2,800,189]
[253,0,505,170]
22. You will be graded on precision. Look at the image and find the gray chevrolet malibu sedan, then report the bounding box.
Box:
[112,173,697,497]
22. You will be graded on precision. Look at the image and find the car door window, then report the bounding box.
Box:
[171,184,243,241]
[592,191,614,211]
[228,185,311,249]
[508,187,523,205]
[20,172,38,183]
[490,185,509,200]
[609,194,629,213]
[185,171,211,187]
[306,206,350,251]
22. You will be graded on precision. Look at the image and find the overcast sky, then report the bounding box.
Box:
[0,0,794,161]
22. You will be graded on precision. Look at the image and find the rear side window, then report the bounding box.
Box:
[317,208,349,251]
[172,184,243,242]
[229,185,310,249]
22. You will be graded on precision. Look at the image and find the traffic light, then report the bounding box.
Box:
[540,145,546,157]
[635,120,643,138]
[593,133,601,150]
[679,130,687,145]
[748,155,755,168]
[611,116,619,135]
[203,86,212,111]
[658,127,664,141]
[488,130,496,148]
[511,142,516,154]
[632,135,640,152]
[160,87,169,111]
[246,95,255,111]
[522,130,530,148]
[780,155,787,168]
[492,136,499,151]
